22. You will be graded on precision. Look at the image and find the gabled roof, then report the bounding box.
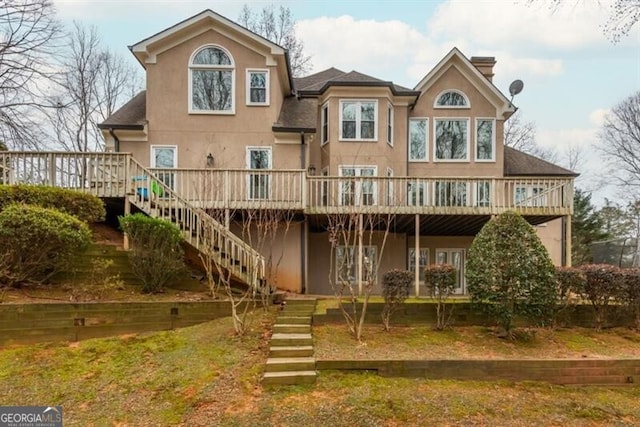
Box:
[295,68,420,97]
[97,91,146,130]
[129,9,293,93]
[272,97,318,133]
[414,47,516,118]
[504,146,579,177]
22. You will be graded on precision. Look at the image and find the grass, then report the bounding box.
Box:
[314,324,640,360]
[314,296,470,314]
[2,313,640,426]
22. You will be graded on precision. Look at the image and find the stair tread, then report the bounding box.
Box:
[263,370,316,378]
[270,345,313,351]
[266,357,315,364]
[271,333,312,339]
[274,324,310,328]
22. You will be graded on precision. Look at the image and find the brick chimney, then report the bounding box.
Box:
[470,56,496,82]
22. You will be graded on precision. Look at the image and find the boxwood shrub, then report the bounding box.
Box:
[0,204,92,287]
[0,184,105,223]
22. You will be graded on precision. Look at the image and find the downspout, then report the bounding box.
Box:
[300,131,307,294]
[108,128,120,152]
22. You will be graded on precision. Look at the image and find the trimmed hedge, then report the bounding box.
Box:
[0,185,105,223]
[381,269,413,331]
[0,204,92,286]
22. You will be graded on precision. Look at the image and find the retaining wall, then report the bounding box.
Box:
[0,301,239,346]
[317,359,640,385]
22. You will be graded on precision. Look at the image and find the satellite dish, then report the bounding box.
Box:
[509,79,524,97]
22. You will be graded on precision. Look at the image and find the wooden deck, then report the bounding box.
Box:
[0,152,573,216]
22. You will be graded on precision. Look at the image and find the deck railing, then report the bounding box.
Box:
[0,152,573,216]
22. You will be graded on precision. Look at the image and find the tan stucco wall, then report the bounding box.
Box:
[534,218,564,266]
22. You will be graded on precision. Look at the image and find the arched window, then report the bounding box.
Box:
[434,90,469,108]
[189,45,234,113]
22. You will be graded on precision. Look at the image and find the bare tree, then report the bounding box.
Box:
[598,91,640,188]
[238,4,312,76]
[0,0,61,149]
[51,22,139,152]
[327,209,396,342]
[527,0,640,43]
[504,110,558,162]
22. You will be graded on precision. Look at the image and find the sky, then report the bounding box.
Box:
[52,0,640,204]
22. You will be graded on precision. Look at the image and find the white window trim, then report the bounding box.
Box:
[433,89,471,109]
[473,180,492,207]
[245,146,273,169]
[150,145,178,168]
[407,179,430,207]
[433,181,471,207]
[475,118,496,162]
[245,68,270,106]
[435,248,466,294]
[321,102,329,146]
[514,185,547,207]
[188,44,236,115]
[433,117,470,162]
[338,165,378,206]
[335,245,378,284]
[339,99,378,142]
[408,247,430,283]
[387,104,394,146]
[408,117,429,163]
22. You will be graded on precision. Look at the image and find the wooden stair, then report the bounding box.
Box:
[263,299,318,386]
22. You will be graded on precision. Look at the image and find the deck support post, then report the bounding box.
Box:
[123,197,131,250]
[357,213,363,296]
[415,214,420,297]
[565,214,572,267]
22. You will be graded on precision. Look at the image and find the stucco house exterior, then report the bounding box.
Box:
[93,9,576,295]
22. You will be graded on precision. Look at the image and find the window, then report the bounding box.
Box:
[434,119,469,161]
[387,105,394,146]
[409,118,428,162]
[321,168,329,206]
[340,100,377,141]
[151,145,177,192]
[435,181,468,207]
[408,248,429,282]
[476,119,495,161]
[434,90,469,108]
[436,249,465,293]
[408,180,428,206]
[515,186,547,207]
[246,147,272,200]
[336,246,377,283]
[189,45,234,113]
[475,180,491,207]
[339,166,377,206]
[321,103,329,145]
[246,69,269,105]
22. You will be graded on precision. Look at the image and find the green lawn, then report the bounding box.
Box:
[1,314,640,426]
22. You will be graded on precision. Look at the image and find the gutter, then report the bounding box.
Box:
[108,128,120,152]
[300,131,307,294]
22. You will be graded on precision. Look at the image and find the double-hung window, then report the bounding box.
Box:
[246,69,269,105]
[476,119,495,161]
[321,103,329,145]
[409,118,428,162]
[190,45,234,113]
[336,246,377,283]
[408,248,429,283]
[515,186,547,207]
[340,100,377,141]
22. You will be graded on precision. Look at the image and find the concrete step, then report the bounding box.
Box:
[269,345,314,358]
[284,300,317,306]
[273,324,311,334]
[262,370,317,385]
[270,333,313,347]
[281,308,315,315]
[266,356,316,372]
[275,316,311,325]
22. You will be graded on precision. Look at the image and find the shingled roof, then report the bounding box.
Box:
[272,97,317,132]
[294,68,419,96]
[98,91,146,130]
[504,146,578,177]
